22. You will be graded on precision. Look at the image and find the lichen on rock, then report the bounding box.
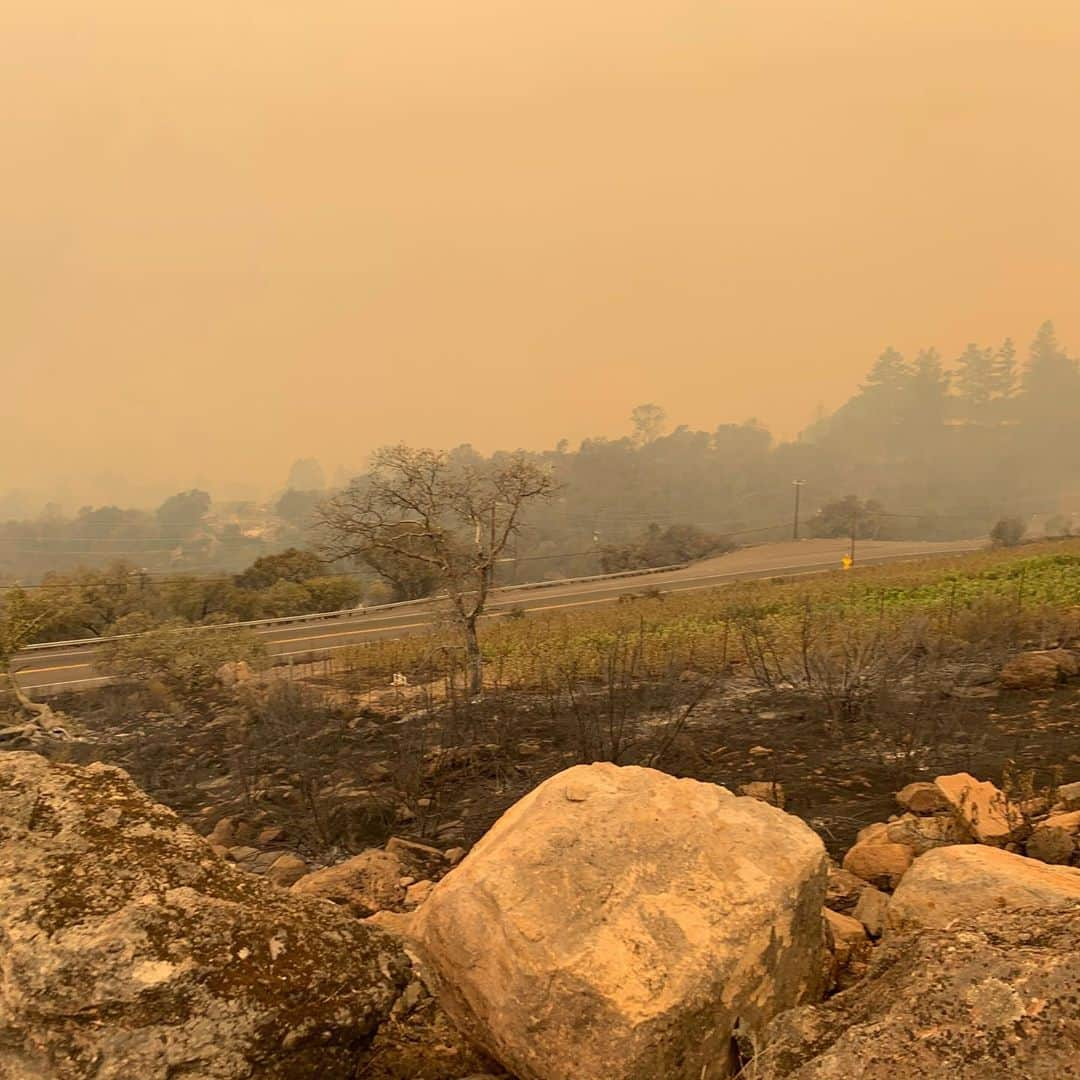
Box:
[0,752,410,1080]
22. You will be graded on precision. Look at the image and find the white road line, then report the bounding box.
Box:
[270,620,433,647]
[14,675,112,691]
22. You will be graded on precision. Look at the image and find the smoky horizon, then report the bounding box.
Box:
[5,2,1080,507]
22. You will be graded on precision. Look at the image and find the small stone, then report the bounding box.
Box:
[405,879,435,907]
[948,685,999,700]
[895,782,948,815]
[748,745,773,756]
[852,885,889,938]
[390,978,426,1019]
[884,813,969,855]
[1043,809,1080,834]
[824,908,871,989]
[854,821,889,845]
[362,909,416,939]
[1026,825,1076,865]
[291,849,407,917]
[207,816,237,846]
[248,850,283,873]
[824,908,868,957]
[385,837,448,881]
[738,781,786,808]
[266,853,309,887]
[1055,780,1080,811]
[842,842,914,891]
[825,867,869,915]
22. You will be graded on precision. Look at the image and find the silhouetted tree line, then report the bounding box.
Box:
[4,321,1079,606]
[500,321,1080,576]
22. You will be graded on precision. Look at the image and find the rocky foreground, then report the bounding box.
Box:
[1,751,1079,1079]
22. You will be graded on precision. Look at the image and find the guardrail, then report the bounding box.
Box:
[16,559,692,654]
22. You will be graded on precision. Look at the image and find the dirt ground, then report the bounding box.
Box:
[43,666,1080,863]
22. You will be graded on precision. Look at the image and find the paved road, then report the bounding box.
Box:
[11,538,982,695]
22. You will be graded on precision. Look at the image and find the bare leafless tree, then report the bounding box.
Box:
[316,445,556,694]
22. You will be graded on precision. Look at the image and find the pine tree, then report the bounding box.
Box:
[953,343,994,413]
[907,348,950,438]
[989,338,1017,401]
[862,347,910,394]
[1021,321,1080,421]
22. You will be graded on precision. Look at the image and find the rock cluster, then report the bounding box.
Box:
[821,768,1080,989]
[3,743,1078,1080]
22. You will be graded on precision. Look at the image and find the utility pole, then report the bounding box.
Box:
[850,501,858,566]
[792,480,805,540]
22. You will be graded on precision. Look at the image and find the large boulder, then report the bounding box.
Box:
[886,844,1080,933]
[412,763,829,1080]
[754,903,1080,1079]
[0,752,410,1080]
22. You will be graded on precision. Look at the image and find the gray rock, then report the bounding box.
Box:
[753,903,1080,1079]
[0,752,409,1080]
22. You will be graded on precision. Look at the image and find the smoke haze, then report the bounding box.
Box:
[5,1,1080,501]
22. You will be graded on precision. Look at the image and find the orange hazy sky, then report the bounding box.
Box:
[5,1,1080,498]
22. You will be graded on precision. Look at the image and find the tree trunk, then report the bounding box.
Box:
[4,668,59,726]
[464,617,483,696]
